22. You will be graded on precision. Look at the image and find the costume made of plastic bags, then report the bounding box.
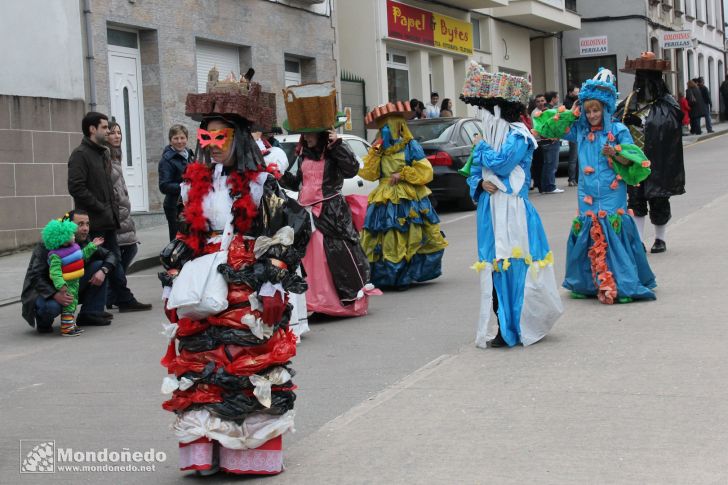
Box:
[159,71,311,477]
[359,113,448,288]
[533,68,656,304]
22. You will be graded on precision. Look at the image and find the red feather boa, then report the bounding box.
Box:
[180,162,262,255]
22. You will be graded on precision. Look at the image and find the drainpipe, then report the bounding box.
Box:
[83,0,97,109]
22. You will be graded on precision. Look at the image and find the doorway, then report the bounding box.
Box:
[108,29,148,212]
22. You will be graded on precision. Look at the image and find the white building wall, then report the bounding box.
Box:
[0,0,85,99]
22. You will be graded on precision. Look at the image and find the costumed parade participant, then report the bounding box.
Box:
[460,63,562,348]
[279,81,379,317]
[359,101,448,289]
[615,52,685,253]
[40,217,104,337]
[159,68,311,476]
[532,67,656,304]
[252,125,310,337]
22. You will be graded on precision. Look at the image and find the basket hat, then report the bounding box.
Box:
[364,101,414,129]
[282,112,348,133]
[282,81,345,133]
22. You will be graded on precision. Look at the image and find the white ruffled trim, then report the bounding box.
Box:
[174,409,295,450]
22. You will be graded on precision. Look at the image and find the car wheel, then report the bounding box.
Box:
[457,196,476,211]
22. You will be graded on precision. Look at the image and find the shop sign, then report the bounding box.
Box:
[433,13,473,55]
[386,0,472,55]
[579,36,608,56]
[660,30,692,49]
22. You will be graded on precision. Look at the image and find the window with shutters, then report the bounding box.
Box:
[195,40,241,93]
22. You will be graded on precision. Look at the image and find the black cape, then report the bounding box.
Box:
[616,93,686,198]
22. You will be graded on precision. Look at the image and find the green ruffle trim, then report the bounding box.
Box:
[610,143,651,186]
[532,107,578,140]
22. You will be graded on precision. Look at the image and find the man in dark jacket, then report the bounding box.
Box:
[720,76,728,122]
[22,210,117,332]
[696,77,714,133]
[68,112,149,312]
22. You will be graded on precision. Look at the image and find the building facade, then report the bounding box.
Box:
[336,0,579,139]
[561,0,726,109]
[0,0,338,253]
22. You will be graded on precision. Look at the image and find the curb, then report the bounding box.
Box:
[0,254,161,308]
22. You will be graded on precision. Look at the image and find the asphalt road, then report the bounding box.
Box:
[0,133,725,484]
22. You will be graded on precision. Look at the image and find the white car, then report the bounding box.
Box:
[273,133,378,199]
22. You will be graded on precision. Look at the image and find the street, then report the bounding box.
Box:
[1,133,727,484]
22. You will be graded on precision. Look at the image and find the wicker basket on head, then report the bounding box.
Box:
[282,81,337,131]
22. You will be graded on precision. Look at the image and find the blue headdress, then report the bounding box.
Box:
[577,68,618,132]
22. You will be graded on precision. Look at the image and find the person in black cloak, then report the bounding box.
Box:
[279,95,378,317]
[616,52,685,254]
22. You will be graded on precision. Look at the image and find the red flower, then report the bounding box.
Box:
[583,195,593,205]
[583,166,595,175]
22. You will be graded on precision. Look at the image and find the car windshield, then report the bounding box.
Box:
[408,121,457,143]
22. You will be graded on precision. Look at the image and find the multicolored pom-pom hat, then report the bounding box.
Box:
[364,101,414,128]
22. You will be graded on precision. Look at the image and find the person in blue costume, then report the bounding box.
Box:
[359,103,448,290]
[461,77,563,348]
[533,68,656,304]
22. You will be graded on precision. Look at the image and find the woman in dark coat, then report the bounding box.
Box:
[686,79,707,135]
[158,124,194,241]
[280,128,377,317]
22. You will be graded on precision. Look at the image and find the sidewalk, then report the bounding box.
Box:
[0,223,168,306]
[681,119,728,146]
[271,195,728,483]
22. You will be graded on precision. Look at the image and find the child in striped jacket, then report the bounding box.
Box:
[41,218,104,336]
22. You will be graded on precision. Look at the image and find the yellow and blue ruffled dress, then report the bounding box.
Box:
[359,119,447,288]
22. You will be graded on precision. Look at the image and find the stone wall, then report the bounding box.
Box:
[91,0,337,212]
[0,95,85,253]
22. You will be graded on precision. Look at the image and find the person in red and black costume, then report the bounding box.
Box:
[158,73,311,477]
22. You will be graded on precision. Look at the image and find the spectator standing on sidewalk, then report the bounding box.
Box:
[677,91,691,135]
[158,124,194,241]
[564,85,580,186]
[106,122,152,312]
[720,75,728,122]
[534,92,563,194]
[22,210,117,332]
[439,98,454,117]
[696,77,714,133]
[424,92,440,118]
[686,80,706,134]
[68,112,150,312]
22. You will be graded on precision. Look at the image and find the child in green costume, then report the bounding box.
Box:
[41,218,104,336]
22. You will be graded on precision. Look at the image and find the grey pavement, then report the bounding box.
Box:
[0,132,726,484]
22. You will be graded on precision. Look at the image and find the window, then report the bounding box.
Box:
[565,0,577,12]
[708,56,714,91]
[107,28,138,49]
[195,40,240,93]
[471,18,481,51]
[565,55,618,92]
[698,53,705,77]
[687,50,694,79]
[718,61,725,84]
[386,49,409,102]
[650,37,660,59]
[284,57,302,87]
[122,87,133,167]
